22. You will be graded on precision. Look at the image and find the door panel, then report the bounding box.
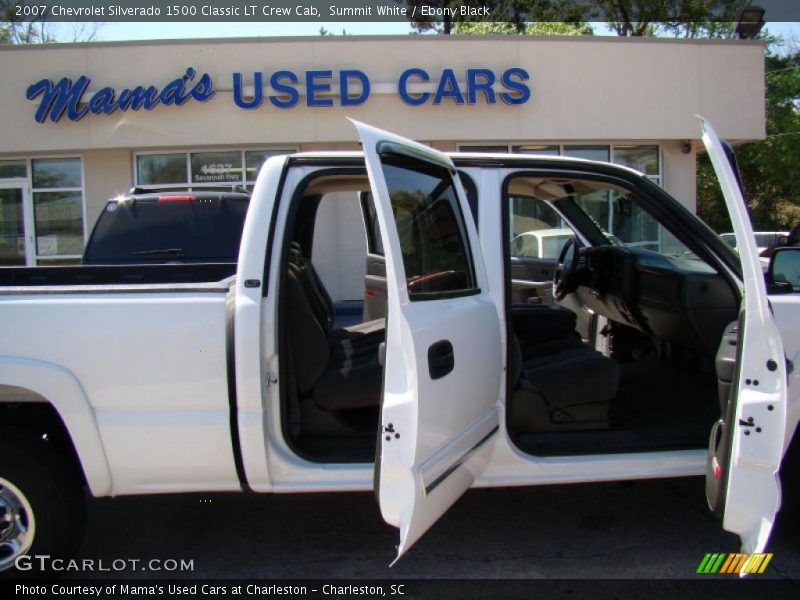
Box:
[701,118,788,554]
[360,192,388,321]
[352,120,501,562]
[364,254,387,321]
[509,257,556,304]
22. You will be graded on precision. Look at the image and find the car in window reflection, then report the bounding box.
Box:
[720,231,789,254]
[510,227,574,259]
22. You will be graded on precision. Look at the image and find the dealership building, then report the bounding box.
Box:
[0,35,765,276]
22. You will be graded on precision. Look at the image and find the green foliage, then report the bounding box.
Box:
[453,21,592,35]
[698,42,800,233]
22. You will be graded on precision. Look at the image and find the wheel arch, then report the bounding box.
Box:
[0,356,112,497]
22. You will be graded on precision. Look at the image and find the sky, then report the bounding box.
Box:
[51,20,800,43]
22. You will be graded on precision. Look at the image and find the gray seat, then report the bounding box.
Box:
[285,242,385,411]
[509,332,619,432]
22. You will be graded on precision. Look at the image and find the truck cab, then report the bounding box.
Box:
[0,120,797,570]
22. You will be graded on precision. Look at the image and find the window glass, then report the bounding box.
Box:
[33,191,84,256]
[0,187,25,265]
[137,154,187,186]
[245,151,275,183]
[0,160,26,179]
[608,192,663,251]
[32,157,81,189]
[84,196,248,263]
[362,193,384,256]
[613,145,659,176]
[512,145,560,156]
[575,190,612,232]
[509,195,573,260]
[459,145,509,153]
[563,145,610,162]
[508,176,694,259]
[191,151,243,184]
[380,158,477,299]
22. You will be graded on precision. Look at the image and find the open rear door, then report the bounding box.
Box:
[701,118,788,554]
[351,120,502,562]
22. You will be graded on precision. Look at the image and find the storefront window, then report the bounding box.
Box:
[137,153,187,186]
[32,157,82,189]
[191,151,242,184]
[613,145,659,176]
[136,148,295,190]
[0,160,26,179]
[33,191,84,257]
[459,145,509,153]
[563,145,610,162]
[512,145,560,156]
[457,142,661,185]
[31,157,84,261]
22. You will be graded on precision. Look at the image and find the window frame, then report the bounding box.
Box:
[457,141,663,187]
[378,155,481,302]
[133,147,298,191]
[0,155,87,264]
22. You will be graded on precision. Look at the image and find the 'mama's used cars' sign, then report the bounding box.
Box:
[26,66,532,123]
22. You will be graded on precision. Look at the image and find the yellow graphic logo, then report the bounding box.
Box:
[696,552,773,574]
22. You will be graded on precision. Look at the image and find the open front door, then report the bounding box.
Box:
[701,119,788,554]
[351,120,502,562]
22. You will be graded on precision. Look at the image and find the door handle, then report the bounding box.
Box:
[428,340,454,380]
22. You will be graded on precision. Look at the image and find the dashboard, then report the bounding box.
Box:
[574,245,739,356]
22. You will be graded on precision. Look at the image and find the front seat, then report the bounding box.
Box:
[285,242,385,411]
[508,332,619,432]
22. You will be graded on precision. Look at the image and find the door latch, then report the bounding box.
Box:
[265,373,278,389]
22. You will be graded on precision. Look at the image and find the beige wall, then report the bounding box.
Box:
[0,36,765,154]
[662,140,697,212]
[83,149,134,228]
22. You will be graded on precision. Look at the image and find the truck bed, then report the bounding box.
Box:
[0,263,236,288]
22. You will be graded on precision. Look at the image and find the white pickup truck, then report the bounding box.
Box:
[1,120,798,571]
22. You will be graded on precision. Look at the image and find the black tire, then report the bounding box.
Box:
[0,426,86,576]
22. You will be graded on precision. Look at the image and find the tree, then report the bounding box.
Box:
[408,0,589,34]
[1,1,100,44]
[453,20,592,35]
[409,0,750,38]
[698,40,800,232]
[593,0,746,37]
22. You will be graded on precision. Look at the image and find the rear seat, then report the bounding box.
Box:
[286,242,385,411]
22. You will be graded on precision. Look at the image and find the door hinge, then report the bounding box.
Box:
[265,373,278,389]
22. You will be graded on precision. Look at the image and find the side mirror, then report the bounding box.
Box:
[767,247,800,294]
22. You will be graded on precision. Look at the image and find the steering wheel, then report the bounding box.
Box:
[553,238,580,301]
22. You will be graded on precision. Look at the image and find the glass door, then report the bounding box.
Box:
[0,182,34,266]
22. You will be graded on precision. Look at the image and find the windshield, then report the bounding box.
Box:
[507,176,697,260]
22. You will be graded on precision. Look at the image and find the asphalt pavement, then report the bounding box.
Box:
[69,473,800,580]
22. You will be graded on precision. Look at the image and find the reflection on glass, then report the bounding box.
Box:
[381,160,475,298]
[191,151,242,184]
[137,154,187,186]
[772,249,800,291]
[613,145,659,176]
[0,188,25,265]
[509,195,562,238]
[33,191,84,256]
[459,145,510,153]
[32,158,81,189]
[512,145,560,156]
[245,151,274,183]
[0,161,26,179]
[563,145,610,162]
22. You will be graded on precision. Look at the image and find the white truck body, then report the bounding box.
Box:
[0,120,798,568]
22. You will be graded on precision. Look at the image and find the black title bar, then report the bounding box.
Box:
[4,0,800,23]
